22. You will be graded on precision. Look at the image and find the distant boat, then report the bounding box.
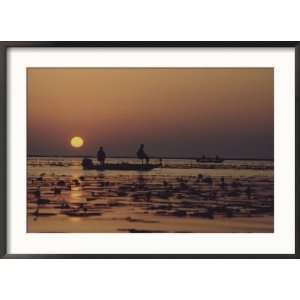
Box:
[81,158,161,171]
[196,157,224,163]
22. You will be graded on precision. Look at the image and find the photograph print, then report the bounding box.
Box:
[27,67,274,233]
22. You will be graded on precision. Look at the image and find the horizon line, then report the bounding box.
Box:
[27,154,274,161]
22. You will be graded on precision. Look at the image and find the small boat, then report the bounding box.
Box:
[196,157,224,163]
[81,158,161,171]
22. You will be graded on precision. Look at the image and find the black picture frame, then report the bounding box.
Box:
[0,41,299,259]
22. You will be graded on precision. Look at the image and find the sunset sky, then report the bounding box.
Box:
[27,68,273,158]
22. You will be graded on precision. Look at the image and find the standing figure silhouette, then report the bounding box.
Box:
[136,144,149,165]
[97,146,106,167]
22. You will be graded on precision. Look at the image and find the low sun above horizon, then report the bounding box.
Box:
[70,136,84,148]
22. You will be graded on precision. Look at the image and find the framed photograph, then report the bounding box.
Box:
[0,42,299,258]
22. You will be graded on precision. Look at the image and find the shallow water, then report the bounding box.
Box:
[28,156,273,177]
[27,157,274,233]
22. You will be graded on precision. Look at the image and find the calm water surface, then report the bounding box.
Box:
[28,156,273,178]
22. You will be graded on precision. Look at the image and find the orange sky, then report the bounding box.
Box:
[27,68,273,158]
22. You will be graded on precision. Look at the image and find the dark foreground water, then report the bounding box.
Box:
[27,157,274,233]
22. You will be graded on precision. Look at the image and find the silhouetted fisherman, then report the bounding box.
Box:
[97,146,106,167]
[159,158,163,166]
[137,144,149,165]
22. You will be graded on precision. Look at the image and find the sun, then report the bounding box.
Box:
[70,136,84,148]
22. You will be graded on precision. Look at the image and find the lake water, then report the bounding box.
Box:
[28,156,273,177]
[27,156,274,233]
